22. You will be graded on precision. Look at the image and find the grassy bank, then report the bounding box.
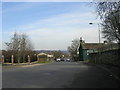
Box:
[38,60,55,64]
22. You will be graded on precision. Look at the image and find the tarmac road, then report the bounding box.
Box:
[2,61,120,88]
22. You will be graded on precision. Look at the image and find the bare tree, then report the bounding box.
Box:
[19,33,34,62]
[95,1,120,47]
[52,50,63,59]
[67,39,80,61]
[95,2,119,20]
[102,10,120,44]
[5,32,34,63]
[5,32,21,62]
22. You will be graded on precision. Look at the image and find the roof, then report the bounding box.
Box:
[82,43,119,51]
[77,37,119,52]
[37,53,47,56]
[82,43,104,49]
[37,52,54,57]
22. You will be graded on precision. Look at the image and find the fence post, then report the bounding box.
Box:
[28,55,30,64]
[2,55,4,64]
[11,55,14,64]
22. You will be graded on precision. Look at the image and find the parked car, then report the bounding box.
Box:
[56,58,61,62]
[66,58,70,62]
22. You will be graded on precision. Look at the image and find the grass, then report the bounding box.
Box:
[38,60,54,64]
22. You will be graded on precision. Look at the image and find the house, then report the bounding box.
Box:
[37,53,54,62]
[78,37,119,61]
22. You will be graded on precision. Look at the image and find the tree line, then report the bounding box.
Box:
[2,32,70,63]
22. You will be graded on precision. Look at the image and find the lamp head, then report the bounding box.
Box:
[89,23,93,25]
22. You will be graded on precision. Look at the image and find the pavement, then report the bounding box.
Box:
[2,61,120,88]
[83,62,120,83]
[97,64,120,80]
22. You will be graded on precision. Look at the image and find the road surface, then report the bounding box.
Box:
[2,62,120,88]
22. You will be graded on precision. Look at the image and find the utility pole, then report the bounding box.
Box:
[98,24,101,44]
[89,23,101,44]
[89,23,101,64]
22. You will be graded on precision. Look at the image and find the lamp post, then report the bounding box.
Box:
[89,23,101,64]
[89,23,101,44]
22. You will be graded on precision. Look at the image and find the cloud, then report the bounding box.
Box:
[2,3,41,13]
[10,11,99,32]
[2,5,102,50]
[26,27,102,50]
[2,0,93,2]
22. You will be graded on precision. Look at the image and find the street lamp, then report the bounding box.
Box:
[89,23,101,63]
[89,23,101,44]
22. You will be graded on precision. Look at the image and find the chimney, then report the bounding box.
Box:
[80,37,85,44]
[104,41,108,44]
[80,37,83,43]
